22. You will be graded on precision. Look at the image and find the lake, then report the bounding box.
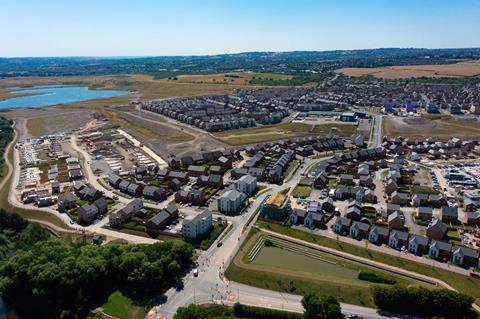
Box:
[0,85,128,109]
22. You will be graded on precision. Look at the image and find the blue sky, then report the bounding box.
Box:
[1,0,479,57]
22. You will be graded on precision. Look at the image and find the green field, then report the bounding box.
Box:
[226,232,429,307]
[213,122,357,145]
[101,291,148,319]
[410,186,440,195]
[255,220,480,305]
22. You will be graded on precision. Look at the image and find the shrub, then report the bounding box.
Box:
[357,272,396,285]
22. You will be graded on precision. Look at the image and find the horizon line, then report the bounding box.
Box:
[2,46,480,59]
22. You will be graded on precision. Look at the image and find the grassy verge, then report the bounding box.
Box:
[255,220,480,305]
[100,291,148,319]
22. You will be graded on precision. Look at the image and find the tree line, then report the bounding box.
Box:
[372,285,475,318]
[0,116,13,177]
[0,209,194,319]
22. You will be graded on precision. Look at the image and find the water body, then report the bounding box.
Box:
[0,85,128,109]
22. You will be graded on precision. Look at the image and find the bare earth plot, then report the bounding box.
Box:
[213,122,357,145]
[383,116,480,139]
[336,60,480,79]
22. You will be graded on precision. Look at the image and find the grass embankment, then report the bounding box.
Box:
[255,220,480,305]
[213,122,357,145]
[100,291,148,319]
[226,231,429,307]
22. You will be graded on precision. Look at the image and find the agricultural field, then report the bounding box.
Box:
[176,72,292,85]
[213,122,357,145]
[226,232,429,307]
[383,115,480,139]
[336,60,480,79]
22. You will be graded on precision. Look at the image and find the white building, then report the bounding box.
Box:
[217,189,246,214]
[182,209,212,238]
[235,175,257,195]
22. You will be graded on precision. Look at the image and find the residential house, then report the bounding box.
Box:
[386,203,401,216]
[388,211,405,230]
[78,204,99,224]
[384,179,398,195]
[429,240,452,261]
[143,185,166,202]
[51,181,60,194]
[188,165,208,177]
[320,198,335,212]
[426,218,448,240]
[363,189,377,203]
[58,193,77,212]
[452,246,478,267]
[439,206,458,224]
[416,206,433,221]
[290,208,307,225]
[175,189,205,206]
[359,175,373,187]
[218,156,233,169]
[368,226,390,244]
[389,230,409,249]
[168,171,189,183]
[339,174,354,186]
[345,206,361,221]
[304,212,324,229]
[127,183,143,197]
[429,194,448,208]
[146,210,172,231]
[391,191,409,206]
[93,197,108,214]
[119,180,130,193]
[332,217,352,234]
[108,174,122,188]
[349,221,371,239]
[463,211,480,226]
[412,193,429,207]
[408,235,429,255]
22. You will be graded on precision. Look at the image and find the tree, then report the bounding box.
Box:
[173,304,207,319]
[302,292,344,319]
